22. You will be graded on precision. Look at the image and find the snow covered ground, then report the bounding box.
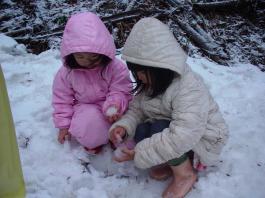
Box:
[1,34,265,198]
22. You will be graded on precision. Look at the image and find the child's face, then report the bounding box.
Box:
[136,70,151,85]
[73,52,102,68]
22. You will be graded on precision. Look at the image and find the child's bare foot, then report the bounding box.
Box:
[162,159,197,198]
[162,173,197,198]
[149,164,172,180]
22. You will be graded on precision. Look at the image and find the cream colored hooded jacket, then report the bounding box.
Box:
[110,17,229,169]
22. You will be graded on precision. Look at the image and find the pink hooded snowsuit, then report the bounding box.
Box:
[52,12,132,149]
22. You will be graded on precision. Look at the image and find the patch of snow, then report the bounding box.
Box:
[1,35,265,198]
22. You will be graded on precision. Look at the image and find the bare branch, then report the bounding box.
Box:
[101,9,143,23]
[0,14,12,22]
[125,0,137,11]
[192,0,253,12]
[5,28,32,37]
[173,17,229,65]
[175,19,215,52]
[166,0,182,7]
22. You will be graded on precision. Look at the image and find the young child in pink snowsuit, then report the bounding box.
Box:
[52,12,132,153]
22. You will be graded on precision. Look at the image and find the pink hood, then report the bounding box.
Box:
[60,12,115,61]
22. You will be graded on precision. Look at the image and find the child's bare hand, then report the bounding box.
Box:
[114,148,135,162]
[109,126,126,144]
[105,106,120,123]
[107,114,121,123]
[58,128,71,144]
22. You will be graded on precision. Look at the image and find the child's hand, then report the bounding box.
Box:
[58,128,71,144]
[106,106,120,123]
[109,126,126,144]
[107,114,121,123]
[113,148,135,162]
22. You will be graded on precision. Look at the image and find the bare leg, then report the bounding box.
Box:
[149,163,172,181]
[162,158,197,198]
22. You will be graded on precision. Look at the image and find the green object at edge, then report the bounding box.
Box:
[0,65,25,198]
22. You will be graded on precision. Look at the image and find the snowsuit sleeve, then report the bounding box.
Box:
[134,73,210,169]
[102,59,132,116]
[52,66,75,129]
[109,94,146,138]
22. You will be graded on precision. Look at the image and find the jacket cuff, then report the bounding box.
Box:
[109,119,135,139]
[54,119,71,129]
[103,101,120,116]
[105,106,118,116]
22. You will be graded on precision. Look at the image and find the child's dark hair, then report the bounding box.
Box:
[65,54,111,69]
[127,62,176,98]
